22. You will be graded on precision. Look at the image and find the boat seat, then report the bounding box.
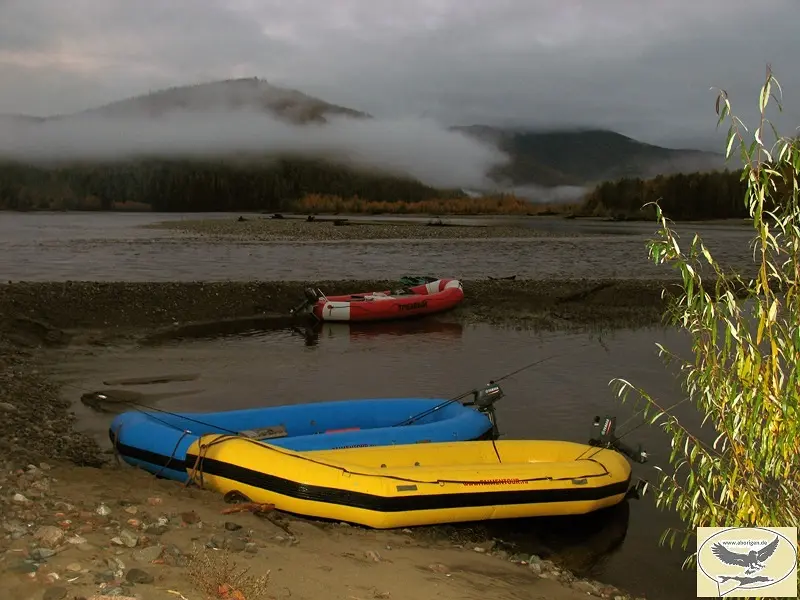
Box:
[238,425,288,440]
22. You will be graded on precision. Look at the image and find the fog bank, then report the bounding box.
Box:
[0,111,510,190]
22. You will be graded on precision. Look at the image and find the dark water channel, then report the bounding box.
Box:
[57,318,706,600]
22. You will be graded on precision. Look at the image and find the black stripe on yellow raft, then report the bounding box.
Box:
[184,453,632,512]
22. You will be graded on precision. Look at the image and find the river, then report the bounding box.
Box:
[0,211,756,281]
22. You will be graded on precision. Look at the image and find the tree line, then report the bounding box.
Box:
[295,193,534,215]
[0,156,790,220]
[578,169,754,220]
[0,158,457,212]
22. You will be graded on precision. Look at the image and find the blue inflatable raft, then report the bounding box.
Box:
[109,394,498,483]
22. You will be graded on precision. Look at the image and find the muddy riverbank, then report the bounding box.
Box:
[0,279,680,348]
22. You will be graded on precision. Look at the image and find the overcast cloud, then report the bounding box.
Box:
[1,0,798,153]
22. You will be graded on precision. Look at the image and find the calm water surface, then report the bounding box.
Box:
[0,211,757,281]
[55,319,704,600]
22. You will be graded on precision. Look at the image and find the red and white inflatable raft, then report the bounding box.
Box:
[303,278,465,323]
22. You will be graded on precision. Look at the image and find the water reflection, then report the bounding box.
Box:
[297,318,464,347]
[142,316,464,347]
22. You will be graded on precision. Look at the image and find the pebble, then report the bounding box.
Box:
[95,503,111,516]
[33,525,65,548]
[224,521,242,531]
[106,556,126,572]
[180,510,200,525]
[125,567,154,584]
[224,537,247,553]
[9,560,39,574]
[111,529,139,548]
[365,550,382,562]
[94,570,115,584]
[132,545,163,563]
[4,521,28,539]
[65,562,83,572]
[144,523,169,536]
[76,542,97,552]
[0,401,17,412]
[30,547,57,560]
[572,580,601,595]
[12,492,29,503]
[42,587,68,600]
[66,535,88,545]
[528,556,543,576]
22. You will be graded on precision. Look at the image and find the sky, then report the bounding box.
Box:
[1,0,798,153]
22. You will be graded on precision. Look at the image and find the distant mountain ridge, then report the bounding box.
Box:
[77,77,370,124]
[451,125,727,188]
[1,78,726,188]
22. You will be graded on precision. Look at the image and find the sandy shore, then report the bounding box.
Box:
[0,463,639,600]
[145,215,586,241]
[0,278,665,600]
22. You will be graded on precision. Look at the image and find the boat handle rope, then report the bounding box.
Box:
[109,422,124,467]
[184,433,614,488]
[107,408,196,480]
[153,429,193,479]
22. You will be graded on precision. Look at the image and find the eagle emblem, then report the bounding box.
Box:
[711,536,780,576]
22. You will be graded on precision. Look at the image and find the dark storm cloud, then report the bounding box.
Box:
[1,0,798,150]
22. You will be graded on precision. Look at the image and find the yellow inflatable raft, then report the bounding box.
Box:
[185,435,632,529]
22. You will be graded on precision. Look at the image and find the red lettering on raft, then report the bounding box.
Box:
[462,478,523,486]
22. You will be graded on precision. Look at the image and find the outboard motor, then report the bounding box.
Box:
[289,287,324,318]
[587,415,649,500]
[463,381,505,439]
[588,415,648,464]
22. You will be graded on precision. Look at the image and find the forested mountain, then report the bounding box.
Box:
[0,78,735,214]
[452,126,726,187]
